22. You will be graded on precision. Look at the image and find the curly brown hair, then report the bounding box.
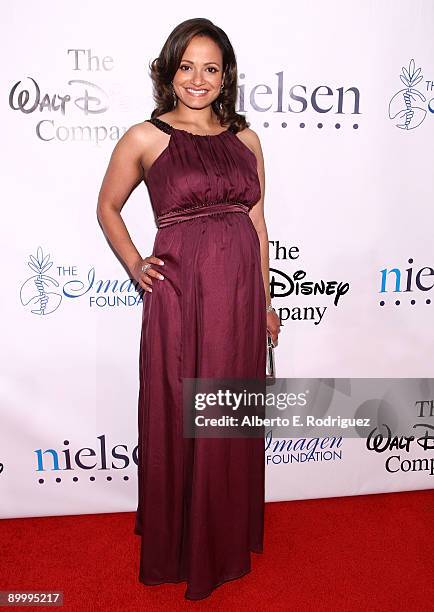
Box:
[148,17,249,133]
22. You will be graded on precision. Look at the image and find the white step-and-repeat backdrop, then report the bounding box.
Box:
[1,0,433,518]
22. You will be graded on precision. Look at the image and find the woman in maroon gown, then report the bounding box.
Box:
[97,17,280,600]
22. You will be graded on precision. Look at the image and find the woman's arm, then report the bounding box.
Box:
[238,128,281,344]
[96,124,165,291]
[96,125,146,272]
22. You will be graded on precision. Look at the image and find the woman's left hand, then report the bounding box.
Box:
[267,310,281,346]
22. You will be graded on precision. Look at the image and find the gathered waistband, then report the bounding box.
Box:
[156,201,250,228]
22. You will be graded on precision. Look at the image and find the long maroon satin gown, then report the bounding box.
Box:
[134,115,267,600]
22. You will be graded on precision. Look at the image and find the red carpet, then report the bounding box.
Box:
[1,489,433,610]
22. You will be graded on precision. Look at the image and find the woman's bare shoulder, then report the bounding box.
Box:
[235,126,262,157]
[109,121,164,162]
[124,120,161,144]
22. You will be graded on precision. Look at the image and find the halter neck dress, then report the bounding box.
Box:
[134,116,267,600]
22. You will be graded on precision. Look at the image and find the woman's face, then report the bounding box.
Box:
[172,35,224,110]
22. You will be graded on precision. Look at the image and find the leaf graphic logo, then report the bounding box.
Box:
[19,246,62,315]
[388,59,427,129]
[20,245,145,313]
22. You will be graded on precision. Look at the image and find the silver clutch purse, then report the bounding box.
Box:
[266,331,276,379]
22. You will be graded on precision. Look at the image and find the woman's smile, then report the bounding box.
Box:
[185,87,209,97]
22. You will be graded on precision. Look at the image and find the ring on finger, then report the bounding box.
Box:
[141,263,151,274]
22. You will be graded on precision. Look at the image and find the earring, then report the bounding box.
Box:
[171,83,177,105]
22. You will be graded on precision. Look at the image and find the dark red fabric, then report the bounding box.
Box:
[135,118,267,600]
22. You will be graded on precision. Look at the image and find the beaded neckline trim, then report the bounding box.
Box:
[148,116,235,137]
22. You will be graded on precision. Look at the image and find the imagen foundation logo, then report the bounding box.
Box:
[19,246,143,315]
[388,58,428,130]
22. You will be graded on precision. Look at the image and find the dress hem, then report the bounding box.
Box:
[184,566,253,601]
[137,548,264,600]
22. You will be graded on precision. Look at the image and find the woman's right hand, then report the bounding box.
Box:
[131,255,165,293]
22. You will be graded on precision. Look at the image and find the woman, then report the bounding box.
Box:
[97,17,281,600]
